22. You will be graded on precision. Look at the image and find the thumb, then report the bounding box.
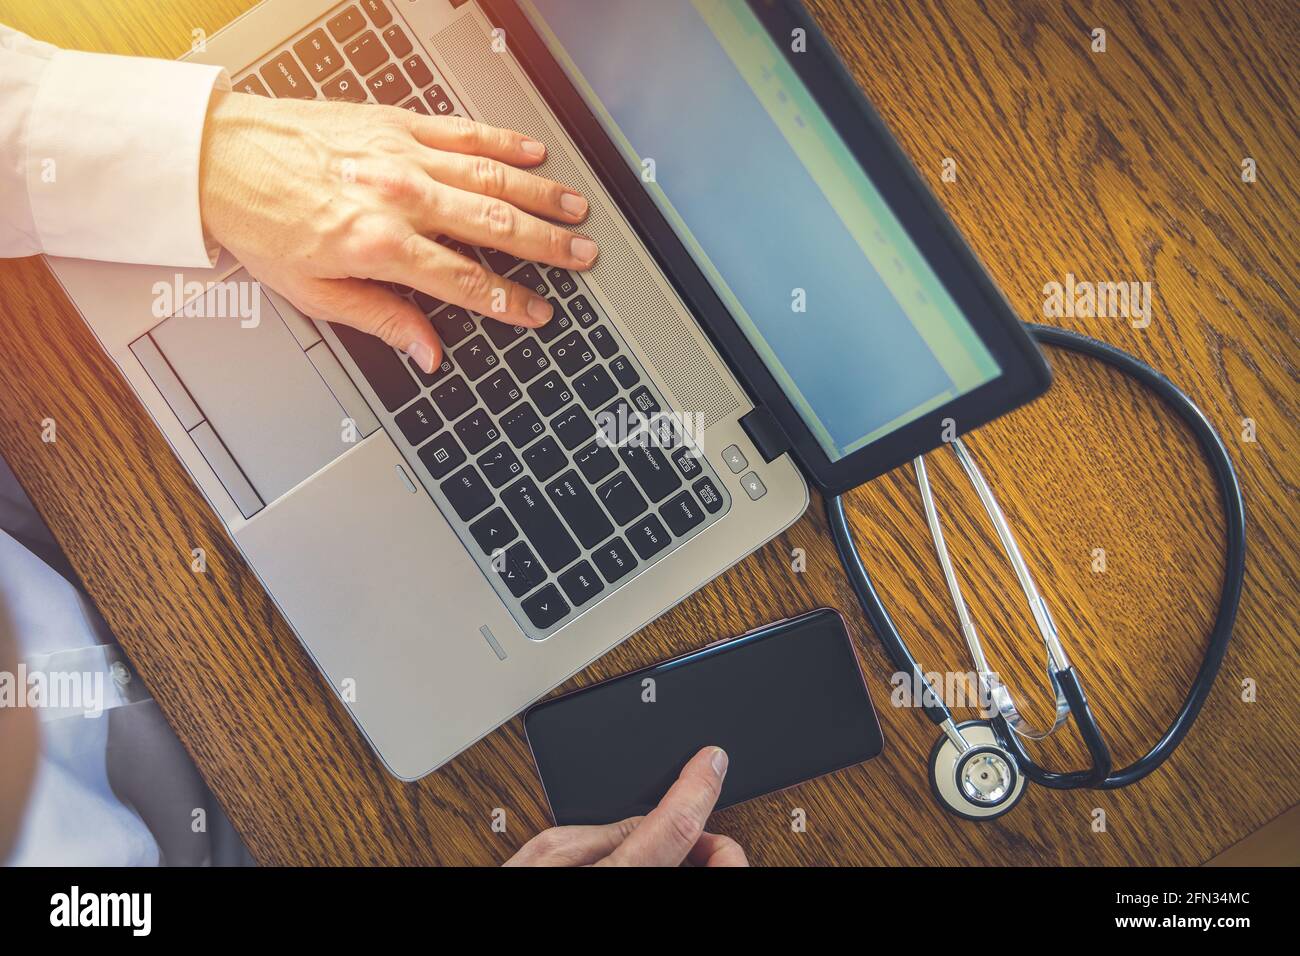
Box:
[295,276,442,373]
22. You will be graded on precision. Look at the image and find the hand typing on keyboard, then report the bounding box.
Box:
[503,747,748,867]
[198,91,598,374]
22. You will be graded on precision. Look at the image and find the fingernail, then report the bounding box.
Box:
[527,297,553,324]
[570,236,598,264]
[560,191,588,218]
[406,340,436,374]
[711,747,728,778]
[521,139,546,159]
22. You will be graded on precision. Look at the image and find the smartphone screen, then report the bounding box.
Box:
[525,608,883,825]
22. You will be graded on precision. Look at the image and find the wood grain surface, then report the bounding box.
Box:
[0,0,1295,866]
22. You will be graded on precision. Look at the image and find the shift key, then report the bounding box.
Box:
[329,322,418,412]
[500,476,579,572]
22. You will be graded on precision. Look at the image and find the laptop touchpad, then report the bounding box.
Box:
[149,274,356,509]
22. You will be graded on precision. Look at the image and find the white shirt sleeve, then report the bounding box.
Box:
[1,23,230,267]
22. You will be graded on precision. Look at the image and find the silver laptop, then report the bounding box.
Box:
[46,0,808,779]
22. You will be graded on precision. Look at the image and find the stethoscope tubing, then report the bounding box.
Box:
[827,323,1247,793]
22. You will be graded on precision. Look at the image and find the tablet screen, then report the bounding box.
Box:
[520,0,1001,461]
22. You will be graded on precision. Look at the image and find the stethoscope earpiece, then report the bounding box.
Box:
[928,720,1026,822]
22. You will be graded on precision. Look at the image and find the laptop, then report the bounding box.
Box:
[46,0,1048,780]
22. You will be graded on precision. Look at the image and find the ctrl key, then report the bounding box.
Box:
[522,584,570,630]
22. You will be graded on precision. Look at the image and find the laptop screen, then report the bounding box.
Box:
[519,0,1001,462]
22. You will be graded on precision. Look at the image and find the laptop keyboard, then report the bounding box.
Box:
[233,1,732,638]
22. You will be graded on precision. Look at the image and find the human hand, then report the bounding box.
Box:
[505,746,747,867]
[198,91,597,373]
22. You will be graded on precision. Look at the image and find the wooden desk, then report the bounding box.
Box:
[0,0,1295,866]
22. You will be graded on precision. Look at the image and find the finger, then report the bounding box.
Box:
[292,276,441,373]
[420,152,589,224]
[602,746,728,867]
[406,113,547,167]
[686,832,749,868]
[503,817,642,867]
[384,235,554,328]
[418,182,598,271]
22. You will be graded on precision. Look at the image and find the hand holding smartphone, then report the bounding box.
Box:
[525,608,883,826]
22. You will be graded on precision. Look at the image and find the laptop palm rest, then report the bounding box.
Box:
[142,274,365,514]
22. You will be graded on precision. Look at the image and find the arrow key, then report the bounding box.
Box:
[469,507,518,554]
[521,583,570,630]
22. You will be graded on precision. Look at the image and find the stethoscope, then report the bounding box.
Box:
[828,325,1247,821]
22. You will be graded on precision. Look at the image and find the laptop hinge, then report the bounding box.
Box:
[739,406,792,462]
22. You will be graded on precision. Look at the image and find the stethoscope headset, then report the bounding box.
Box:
[827,324,1246,820]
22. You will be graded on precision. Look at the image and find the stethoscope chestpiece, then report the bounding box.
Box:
[928,720,1027,821]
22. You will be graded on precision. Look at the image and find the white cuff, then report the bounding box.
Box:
[26,50,230,267]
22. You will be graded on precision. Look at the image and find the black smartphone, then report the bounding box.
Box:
[525,608,883,825]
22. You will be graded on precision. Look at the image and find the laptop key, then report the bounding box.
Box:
[417,431,465,480]
[260,52,315,99]
[481,246,521,275]
[511,264,549,298]
[234,74,270,96]
[409,353,453,388]
[587,325,617,359]
[454,408,501,455]
[629,385,661,416]
[574,440,617,484]
[661,490,705,536]
[592,537,638,584]
[432,306,475,348]
[549,331,594,377]
[596,472,648,525]
[293,29,344,82]
[469,507,517,554]
[399,97,428,114]
[521,435,566,480]
[327,6,367,42]
[609,355,640,389]
[453,335,498,381]
[475,368,522,415]
[496,541,544,597]
[431,374,475,420]
[671,445,703,480]
[394,397,442,446]
[402,54,434,88]
[619,443,681,503]
[547,470,614,549]
[424,84,455,115]
[321,69,366,102]
[568,294,598,328]
[360,0,393,28]
[503,338,551,382]
[330,323,418,412]
[528,372,572,416]
[478,442,523,488]
[343,31,386,75]
[501,476,580,572]
[521,584,570,630]
[382,25,412,58]
[573,364,618,410]
[482,316,528,349]
[693,476,725,514]
[546,268,578,298]
[442,464,494,521]
[626,514,672,560]
[368,65,413,106]
[535,300,573,343]
[557,560,603,607]
[553,405,596,450]
[501,403,544,448]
